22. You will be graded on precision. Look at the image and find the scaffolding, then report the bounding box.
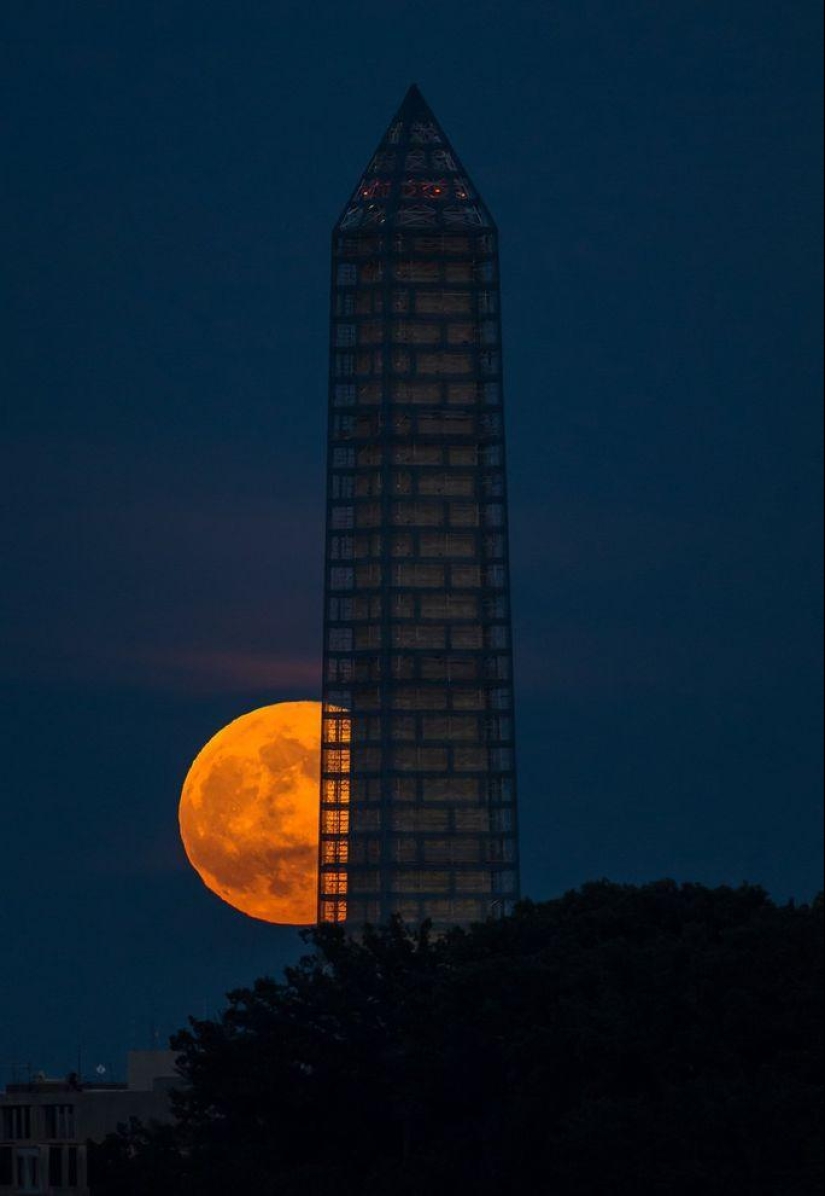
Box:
[319,86,520,929]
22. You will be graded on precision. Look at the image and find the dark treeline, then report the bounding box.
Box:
[90,882,823,1195]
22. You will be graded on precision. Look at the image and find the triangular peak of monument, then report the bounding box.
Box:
[335,86,494,232]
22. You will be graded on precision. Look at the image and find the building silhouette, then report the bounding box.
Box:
[0,1051,178,1195]
[319,85,519,928]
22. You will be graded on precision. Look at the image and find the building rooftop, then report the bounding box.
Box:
[1,1051,178,1098]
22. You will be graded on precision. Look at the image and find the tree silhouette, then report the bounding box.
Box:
[89,882,824,1195]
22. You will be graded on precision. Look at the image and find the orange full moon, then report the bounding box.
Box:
[179,701,321,925]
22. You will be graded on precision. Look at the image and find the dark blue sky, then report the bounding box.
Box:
[1,0,822,1079]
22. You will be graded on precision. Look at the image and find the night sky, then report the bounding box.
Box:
[1,1,822,1079]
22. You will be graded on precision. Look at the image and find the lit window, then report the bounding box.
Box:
[323,715,352,745]
[324,749,351,774]
[322,871,349,896]
[322,839,349,864]
[324,776,351,805]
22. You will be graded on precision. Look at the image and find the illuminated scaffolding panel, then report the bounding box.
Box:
[319,85,519,929]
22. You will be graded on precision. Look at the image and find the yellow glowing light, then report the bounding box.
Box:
[178,701,322,925]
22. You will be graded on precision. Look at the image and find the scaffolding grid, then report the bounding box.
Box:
[319,86,520,929]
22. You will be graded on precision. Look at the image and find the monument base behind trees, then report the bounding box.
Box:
[89,881,824,1196]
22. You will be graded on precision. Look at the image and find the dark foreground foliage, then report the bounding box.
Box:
[89,881,824,1196]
